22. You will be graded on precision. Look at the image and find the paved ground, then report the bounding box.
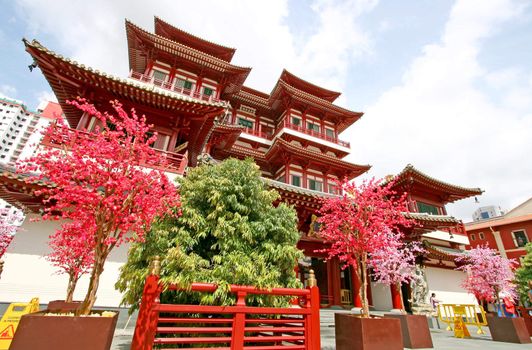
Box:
[1,304,530,349]
[110,308,532,349]
[319,309,532,350]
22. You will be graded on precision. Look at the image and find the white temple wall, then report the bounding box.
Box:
[0,214,128,307]
[369,281,393,311]
[425,267,477,305]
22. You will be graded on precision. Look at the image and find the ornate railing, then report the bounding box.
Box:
[129,71,221,103]
[41,125,187,175]
[132,257,321,350]
[277,120,350,148]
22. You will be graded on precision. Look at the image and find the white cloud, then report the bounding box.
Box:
[0,84,17,99]
[346,0,532,220]
[14,0,375,97]
[35,90,58,110]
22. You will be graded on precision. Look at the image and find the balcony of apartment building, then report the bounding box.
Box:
[128,71,220,103]
[41,123,188,175]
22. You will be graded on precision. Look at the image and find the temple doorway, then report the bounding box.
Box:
[310,257,330,306]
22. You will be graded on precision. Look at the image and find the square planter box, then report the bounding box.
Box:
[518,307,532,336]
[9,309,118,350]
[335,313,403,350]
[47,300,83,312]
[487,316,531,344]
[385,313,433,349]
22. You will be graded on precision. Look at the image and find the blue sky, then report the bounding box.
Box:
[0,0,531,220]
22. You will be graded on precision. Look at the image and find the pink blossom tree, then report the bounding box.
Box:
[46,221,94,302]
[317,178,416,317]
[368,240,425,311]
[0,209,22,259]
[19,99,180,315]
[0,209,23,279]
[455,245,517,305]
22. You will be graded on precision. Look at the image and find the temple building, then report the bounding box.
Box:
[0,18,481,310]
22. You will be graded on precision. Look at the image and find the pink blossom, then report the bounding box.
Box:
[455,245,517,302]
[18,98,181,314]
[317,178,417,316]
[0,210,22,259]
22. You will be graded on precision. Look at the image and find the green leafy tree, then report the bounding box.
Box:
[515,243,532,305]
[116,158,303,311]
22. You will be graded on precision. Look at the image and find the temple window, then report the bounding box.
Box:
[175,79,194,91]
[470,234,476,241]
[291,116,301,126]
[307,121,320,133]
[308,179,322,192]
[416,201,440,215]
[203,87,214,96]
[291,174,301,187]
[328,184,338,195]
[238,118,253,129]
[152,69,168,82]
[479,232,485,240]
[512,230,528,248]
[325,128,335,139]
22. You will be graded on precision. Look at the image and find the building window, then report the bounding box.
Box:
[417,202,440,215]
[307,121,320,133]
[291,175,301,187]
[309,179,322,192]
[512,230,528,248]
[175,79,194,90]
[203,87,214,96]
[470,234,476,241]
[325,128,334,139]
[291,117,301,126]
[152,69,167,82]
[480,211,490,219]
[328,184,338,195]
[479,232,485,240]
[238,118,253,129]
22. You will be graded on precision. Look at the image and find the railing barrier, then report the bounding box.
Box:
[438,304,487,338]
[132,256,321,350]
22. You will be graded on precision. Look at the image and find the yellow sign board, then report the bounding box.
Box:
[438,303,487,337]
[453,317,471,338]
[0,297,39,350]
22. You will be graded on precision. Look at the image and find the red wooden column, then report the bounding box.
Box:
[231,291,246,350]
[391,284,403,310]
[131,256,162,350]
[329,258,341,306]
[307,270,321,350]
[194,76,204,95]
[350,268,362,307]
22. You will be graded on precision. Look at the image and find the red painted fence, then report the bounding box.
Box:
[131,261,321,350]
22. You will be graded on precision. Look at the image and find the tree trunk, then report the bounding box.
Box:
[358,254,370,318]
[78,251,107,315]
[65,271,78,302]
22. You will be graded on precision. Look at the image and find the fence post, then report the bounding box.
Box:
[307,269,321,350]
[131,256,162,350]
[231,290,247,350]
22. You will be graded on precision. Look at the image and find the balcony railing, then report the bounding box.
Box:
[277,120,350,148]
[241,127,273,140]
[129,71,220,103]
[41,125,188,175]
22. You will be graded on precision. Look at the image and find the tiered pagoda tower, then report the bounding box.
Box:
[0,17,482,309]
